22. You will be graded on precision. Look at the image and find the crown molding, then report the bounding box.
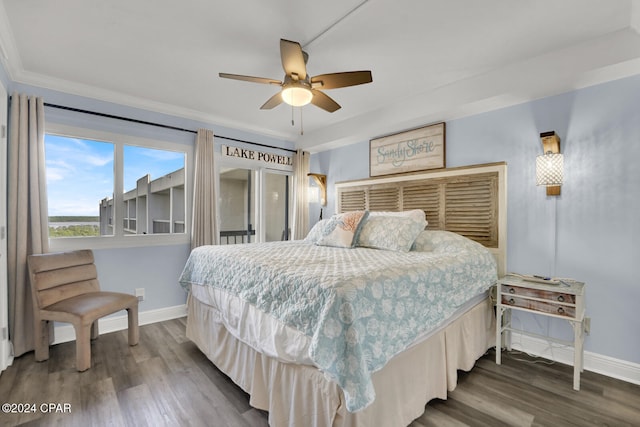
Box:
[0,1,20,80]
[12,68,295,140]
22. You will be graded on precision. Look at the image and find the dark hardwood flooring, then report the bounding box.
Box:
[1,318,638,426]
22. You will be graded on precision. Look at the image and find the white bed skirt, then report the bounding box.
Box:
[186,293,495,427]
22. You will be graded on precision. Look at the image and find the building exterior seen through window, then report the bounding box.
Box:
[45,133,186,238]
[99,167,185,235]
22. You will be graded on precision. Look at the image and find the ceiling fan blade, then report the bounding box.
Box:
[280,39,307,80]
[260,92,284,110]
[310,71,372,89]
[219,73,282,85]
[310,90,341,113]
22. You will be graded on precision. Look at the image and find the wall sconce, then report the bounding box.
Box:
[536,131,563,196]
[307,173,327,206]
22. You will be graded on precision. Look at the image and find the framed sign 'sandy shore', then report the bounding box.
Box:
[370,122,446,177]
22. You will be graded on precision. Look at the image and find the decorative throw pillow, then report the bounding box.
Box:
[356,214,427,252]
[368,209,427,225]
[316,211,369,248]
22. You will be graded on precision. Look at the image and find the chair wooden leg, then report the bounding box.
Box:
[74,323,92,372]
[127,305,139,346]
[91,320,99,340]
[34,318,50,362]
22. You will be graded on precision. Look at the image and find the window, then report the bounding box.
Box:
[219,162,291,245]
[46,135,114,237]
[45,124,191,250]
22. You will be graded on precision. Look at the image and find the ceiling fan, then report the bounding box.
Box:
[219,39,372,113]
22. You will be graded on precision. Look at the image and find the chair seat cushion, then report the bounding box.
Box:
[41,291,138,323]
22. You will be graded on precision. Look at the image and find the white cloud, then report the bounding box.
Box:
[84,154,113,167]
[46,167,66,181]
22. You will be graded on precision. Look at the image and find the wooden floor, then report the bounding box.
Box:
[1,318,638,427]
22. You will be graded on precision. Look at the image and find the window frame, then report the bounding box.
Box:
[46,123,193,251]
[217,154,292,244]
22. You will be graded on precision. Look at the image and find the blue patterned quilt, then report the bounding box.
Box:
[179,231,497,412]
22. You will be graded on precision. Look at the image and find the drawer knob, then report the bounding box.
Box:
[509,288,515,294]
[557,307,565,314]
[557,295,565,302]
[508,298,515,305]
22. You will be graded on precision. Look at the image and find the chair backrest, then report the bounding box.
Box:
[28,249,101,309]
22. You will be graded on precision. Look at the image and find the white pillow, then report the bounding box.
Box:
[368,209,427,225]
[411,230,481,253]
[356,213,427,252]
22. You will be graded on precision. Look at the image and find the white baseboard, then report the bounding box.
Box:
[510,332,640,386]
[52,304,187,345]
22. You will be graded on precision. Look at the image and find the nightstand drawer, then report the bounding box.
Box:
[501,284,575,304]
[501,295,576,317]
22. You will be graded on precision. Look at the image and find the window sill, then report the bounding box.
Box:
[49,233,190,251]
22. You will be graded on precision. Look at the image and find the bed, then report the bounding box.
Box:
[179,162,507,427]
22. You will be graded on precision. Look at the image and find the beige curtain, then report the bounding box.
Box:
[7,93,50,357]
[191,128,219,249]
[291,149,310,240]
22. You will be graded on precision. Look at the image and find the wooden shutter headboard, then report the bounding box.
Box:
[336,162,507,275]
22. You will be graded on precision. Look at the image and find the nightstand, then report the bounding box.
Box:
[495,275,586,390]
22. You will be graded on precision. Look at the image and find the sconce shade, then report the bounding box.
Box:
[307,173,327,206]
[307,186,320,204]
[536,152,563,186]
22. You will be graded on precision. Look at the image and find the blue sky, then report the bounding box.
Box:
[45,135,184,217]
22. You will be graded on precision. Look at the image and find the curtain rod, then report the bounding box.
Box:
[39,101,297,153]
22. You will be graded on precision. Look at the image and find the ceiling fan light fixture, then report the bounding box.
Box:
[220,39,371,113]
[281,84,313,107]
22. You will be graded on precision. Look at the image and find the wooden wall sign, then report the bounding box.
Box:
[221,144,293,172]
[369,122,445,177]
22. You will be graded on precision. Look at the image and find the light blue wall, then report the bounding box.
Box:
[312,74,640,365]
[93,245,192,310]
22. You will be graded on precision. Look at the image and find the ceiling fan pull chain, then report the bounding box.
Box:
[300,107,304,135]
[291,104,295,126]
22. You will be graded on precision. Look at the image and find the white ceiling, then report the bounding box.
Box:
[1,0,640,152]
